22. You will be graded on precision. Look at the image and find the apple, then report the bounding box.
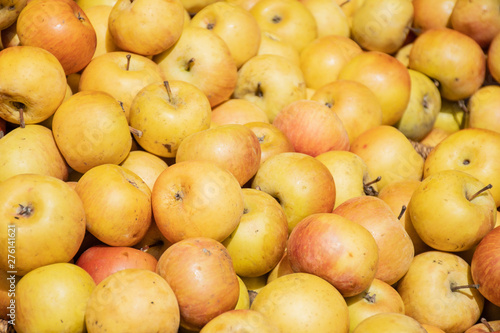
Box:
[52,90,132,174]
[419,127,450,148]
[395,69,442,141]
[250,0,317,52]
[465,320,500,333]
[266,250,294,284]
[412,0,457,32]
[15,263,95,333]
[433,99,467,134]
[0,21,20,48]
[152,160,244,243]
[76,0,117,10]
[108,0,184,56]
[234,276,250,310]
[0,174,86,276]
[85,268,180,333]
[75,164,152,247]
[395,42,413,67]
[350,125,425,192]
[272,99,350,157]
[132,221,172,261]
[352,313,427,333]
[83,5,119,59]
[211,99,269,127]
[79,51,165,121]
[16,0,97,75]
[299,35,363,90]
[156,237,239,331]
[310,79,383,144]
[256,30,300,67]
[468,85,500,134]
[200,309,281,333]
[128,80,212,158]
[190,1,261,68]
[244,121,295,165]
[421,324,447,333]
[338,51,412,126]
[251,273,350,333]
[0,125,68,183]
[472,226,500,307]
[409,28,486,101]
[345,278,405,333]
[351,0,413,54]
[154,26,238,108]
[287,213,379,297]
[233,54,307,122]
[180,0,218,14]
[0,45,67,127]
[299,0,349,38]
[489,32,500,83]
[176,124,261,186]
[397,251,484,333]
[0,0,27,30]
[119,150,168,191]
[251,152,336,233]
[423,128,500,207]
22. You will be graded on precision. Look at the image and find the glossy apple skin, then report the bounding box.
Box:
[472,227,500,307]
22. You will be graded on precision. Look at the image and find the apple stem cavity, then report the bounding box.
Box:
[16,203,33,218]
[125,54,132,71]
[468,184,493,201]
[255,82,264,97]
[398,205,407,220]
[481,318,495,332]
[363,292,376,303]
[272,15,282,23]
[129,126,143,138]
[450,283,480,292]
[186,58,195,72]
[163,81,173,103]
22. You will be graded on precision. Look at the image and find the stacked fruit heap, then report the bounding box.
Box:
[1,0,500,332]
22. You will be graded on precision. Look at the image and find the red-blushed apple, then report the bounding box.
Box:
[16,0,97,75]
[287,213,379,297]
[0,45,67,127]
[0,174,86,276]
[156,237,240,331]
[251,152,336,233]
[75,245,157,285]
[211,99,269,127]
[75,164,152,247]
[119,150,168,191]
[468,85,500,134]
[244,121,295,166]
[412,0,457,32]
[352,313,427,333]
[200,309,280,333]
[257,30,300,67]
[0,125,68,183]
[272,99,350,157]
[152,160,244,243]
[472,226,500,307]
[489,32,500,83]
[250,273,350,333]
[83,5,119,59]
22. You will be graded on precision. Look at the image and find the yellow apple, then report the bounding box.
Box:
[266,250,294,284]
[257,30,300,67]
[244,121,295,165]
[468,85,500,134]
[76,0,117,10]
[432,98,467,134]
[83,5,119,59]
[419,127,450,148]
[200,309,281,333]
[412,0,457,32]
[489,32,500,83]
[235,276,250,310]
[0,0,27,30]
[119,150,169,191]
[299,0,350,38]
[395,42,413,67]
[211,99,269,127]
[352,313,427,333]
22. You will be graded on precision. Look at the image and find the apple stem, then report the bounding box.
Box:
[364,176,381,187]
[125,54,131,71]
[18,105,25,129]
[458,99,469,113]
[481,318,495,332]
[186,58,195,72]
[163,81,173,103]
[338,0,350,6]
[450,283,479,292]
[129,126,142,138]
[398,205,407,220]
[363,176,381,196]
[76,11,85,22]
[363,292,376,303]
[140,240,163,252]
[468,184,493,201]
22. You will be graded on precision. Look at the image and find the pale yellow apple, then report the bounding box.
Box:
[211,99,269,127]
[257,31,300,67]
[180,0,220,14]
[352,313,427,333]
[226,0,260,11]
[412,0,457,32]
[76,0,117,10]
[244,121,295,165]
[235,276,250,310]
[83,5,119,59]
[119,150,169,191]
[299,0,349,38]
[395,42,412,67]
[468,85,500,134]
[432,99,466,134]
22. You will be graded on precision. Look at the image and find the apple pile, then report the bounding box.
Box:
[1,0,500,332]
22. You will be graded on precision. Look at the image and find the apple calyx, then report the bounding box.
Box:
[450,283,480,292]
[398,205,407,220]
[272,15,282,24]
[185,58,195,72]
[363,176,381,196]
[129,126,143,138]
[422,94,429,109]
[16,203,34,218]
[206,22,215,30]
[468,184,493,201]
[363,292,377,304]
[174,191,184,201]
[140,240,164,252]
[255,83,264,98]
[481,318,495,332]
[125,54,132,71]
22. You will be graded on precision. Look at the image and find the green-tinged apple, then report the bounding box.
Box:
[176,124,261,186]
[16,0,97,75]
[75,164,152,247]
[266,250,294,284]
[0,125,68,183]
[222,188,288,277]
[397,251,484,333]
[200,309,281,333]
[409,28,486,101]
[251,152,336,232]
[299,0,349,38]
[108,0,184,56]
[450,0,500,48]
[395,69,442,141]
[211,99,269,127]
[345,278,405,333]
[120,150,168,191]
[85,269,180,333]
[132,221,172,260]
[352,313,427,333]
[351,0,413,54]
[156,237,239,331]
[468,85,500,134]
[190,1,261,68]
[233,54,307,122]
[433,99,467,134]
[409,170,496,252]
[350,125,424,191]
[257,31,300,67]
[395,42,413,67]
[250,0,317,52]
[244,121,295,165]
[412,0,457,32]
[0,0,27,30]
[52,90,132,174]
[489,32,500,83]
[84,5,119,59]
[79,51,165,121]
[0,174,86,276]
[316,150,379,208]
[15,263,95,333]
[129,80,212,158]
[272,99,350,157]
[338,51,411,126]
[333,196,414,285]
[424,128,500,207]
[299,35,363,90]
[465,320,500,333]
[251,273,350,333]
[0,46,66,127]
[154,26,238,108]
[0,270,18,320]
[472,226,500,307]
[287,213,379,297]
[311,80,383,143]
[76,0,117,10]
[152,160,244,243]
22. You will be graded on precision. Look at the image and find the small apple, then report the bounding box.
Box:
[132,221,172,261]
[299,0,349,38]
[256,30,300,67]
[119,150,168,191]
[244,121,295,165]
[433,99,467,134]
[464,320,500,333]
[211,99,269,127]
